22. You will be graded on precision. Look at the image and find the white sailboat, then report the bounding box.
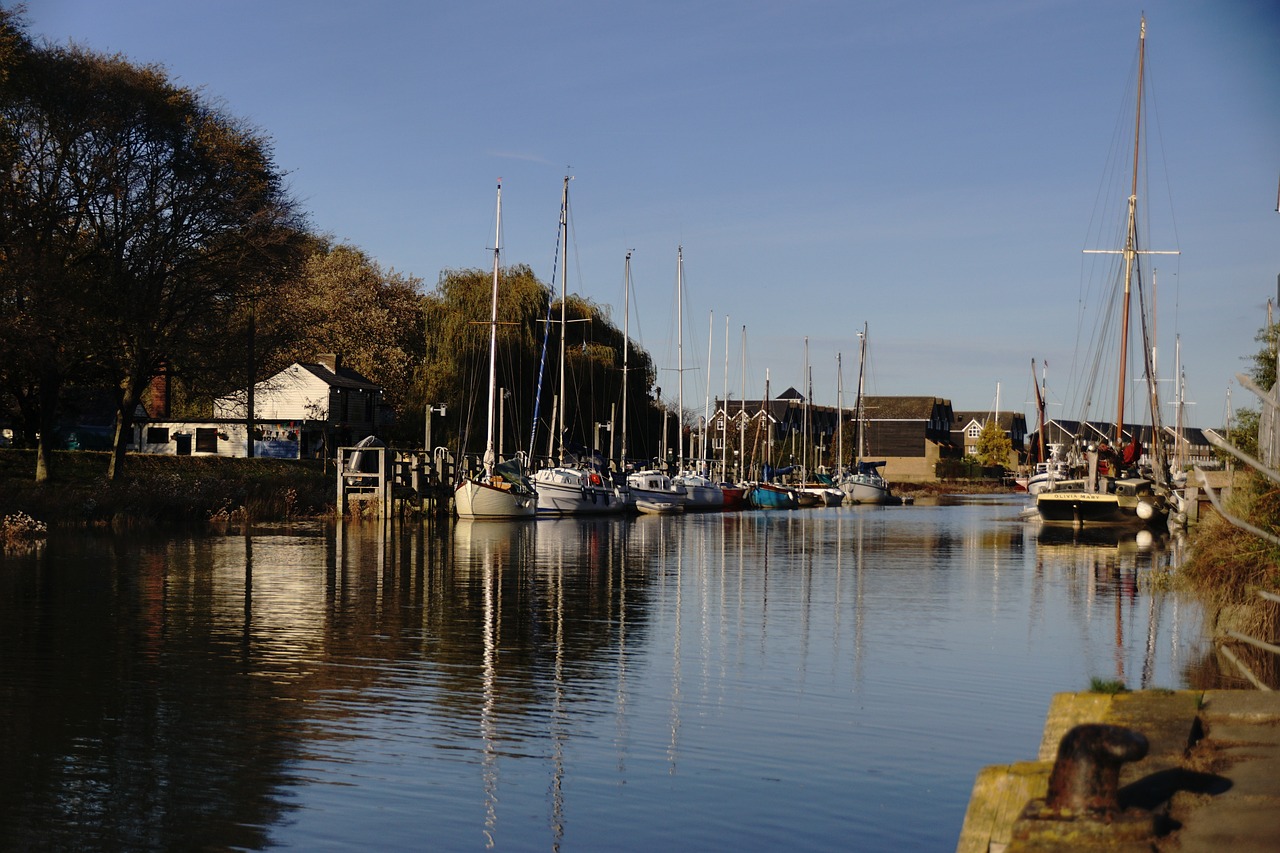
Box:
[669,247,723,511]
[839,322,892,504]
[531,177,624,516]
[455,181,537,519]
[1037,16,1173,528]
[620,251,685,513]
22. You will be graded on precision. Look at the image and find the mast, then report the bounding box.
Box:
[739,325,747,482]
[676,246,684,472]
[765,368,772,471]
[1113,16,1146,446]
[1082,17,1175,448]
[557,176,570,466]
[854,323,868,463]
[482,180,503,476]
[722,314,729,480]
[704,309,713,474]
[837,353,844,473]
[803,337,810,478]
[1032,358,1046,463]
[620,251,631,468]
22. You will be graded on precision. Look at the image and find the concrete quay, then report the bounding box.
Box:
[957,690,1280,852]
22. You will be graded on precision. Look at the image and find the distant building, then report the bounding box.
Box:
[134,353,389,458]
[712,392,958,483]
[951,410,1027,466]
[859,396,959,482]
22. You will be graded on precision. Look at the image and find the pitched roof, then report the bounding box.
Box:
[952,410,1025,431]
[861,396,949,420]
[296,362,382,391]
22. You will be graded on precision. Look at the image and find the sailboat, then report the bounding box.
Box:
[1036,16,1172,529]
[455,181,538,519]
[669,247,724,511]
[531,177,625,516]
[839,323,892,504]
[747,369,799,509]
[620,252,685,513]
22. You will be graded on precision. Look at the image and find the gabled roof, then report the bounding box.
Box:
[952,411,1026,431]
[861,396,951,420]
[294,362,382,392]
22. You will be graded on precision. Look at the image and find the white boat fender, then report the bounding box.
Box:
[1136,501,1154,520]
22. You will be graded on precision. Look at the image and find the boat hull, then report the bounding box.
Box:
[455,479,537,519]
[533,467,624,516]
[719,485,746,509]
[626,470,686,513]
[674,474,725,511]
[748,484,798,509]
[1036,482,1166,528]
[840,476,891,504]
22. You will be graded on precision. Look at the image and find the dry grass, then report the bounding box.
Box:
[1181,471,1280,642]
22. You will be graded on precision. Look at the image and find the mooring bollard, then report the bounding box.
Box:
[1045,723,1149,818]
[1011,722,1155,849]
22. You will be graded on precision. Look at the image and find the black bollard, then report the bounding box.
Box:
[1044,723,1149,818]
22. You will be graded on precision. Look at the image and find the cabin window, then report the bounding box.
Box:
[195,427,218,453]
[147,427,169,444]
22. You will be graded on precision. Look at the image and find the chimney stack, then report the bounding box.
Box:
[318,353,342,374]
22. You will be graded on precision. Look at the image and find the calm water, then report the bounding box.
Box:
[0,496,1207,851]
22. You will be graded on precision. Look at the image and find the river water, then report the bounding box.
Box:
[0,495,1208,851]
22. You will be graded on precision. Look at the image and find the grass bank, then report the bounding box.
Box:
[0,449,334,529]
[1180,470,1280,646]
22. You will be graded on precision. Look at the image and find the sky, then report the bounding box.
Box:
[17,0,1280,428]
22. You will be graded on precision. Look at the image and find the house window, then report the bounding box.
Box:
[147,427,169,444]
[967,423,982,439]
[195,427,218,453]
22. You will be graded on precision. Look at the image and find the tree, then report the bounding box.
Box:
[419,265,661,464]
[0,11,103,480]
[1225,321,1279,463]
[0,29,307,480]
[287,244,425,432]
[976,420,1013,468]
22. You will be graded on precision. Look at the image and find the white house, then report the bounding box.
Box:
[134,354,388,459]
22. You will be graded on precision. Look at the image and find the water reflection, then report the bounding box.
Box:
[0,503,1211,851]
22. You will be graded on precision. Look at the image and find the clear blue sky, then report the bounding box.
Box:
[20,0,1280,428]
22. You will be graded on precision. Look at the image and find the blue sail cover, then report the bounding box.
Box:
[762,464,796,482]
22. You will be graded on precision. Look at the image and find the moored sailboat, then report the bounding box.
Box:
[455,181,537,519]
[531,177,625,516]
[838,323,892,504]
[1036,16,1173,529]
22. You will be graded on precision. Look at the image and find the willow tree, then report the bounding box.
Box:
[420,265,661,464]
[422,264,549,456]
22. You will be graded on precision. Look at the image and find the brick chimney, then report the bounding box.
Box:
[147,366,171,418]
[317,353,342,374]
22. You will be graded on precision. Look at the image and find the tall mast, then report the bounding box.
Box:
[620,251,631,468]
[1113,16,1146,446]
[557,176,570,466]
[482,180,502,476]
[739,325,747,482]
[803,337,810,477]
[676,246,684,472]
[837,353,844,472]
[722,314,730,479]
[1082,16,1176,448]
[855,323,868,462]
[704,309,713,474]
